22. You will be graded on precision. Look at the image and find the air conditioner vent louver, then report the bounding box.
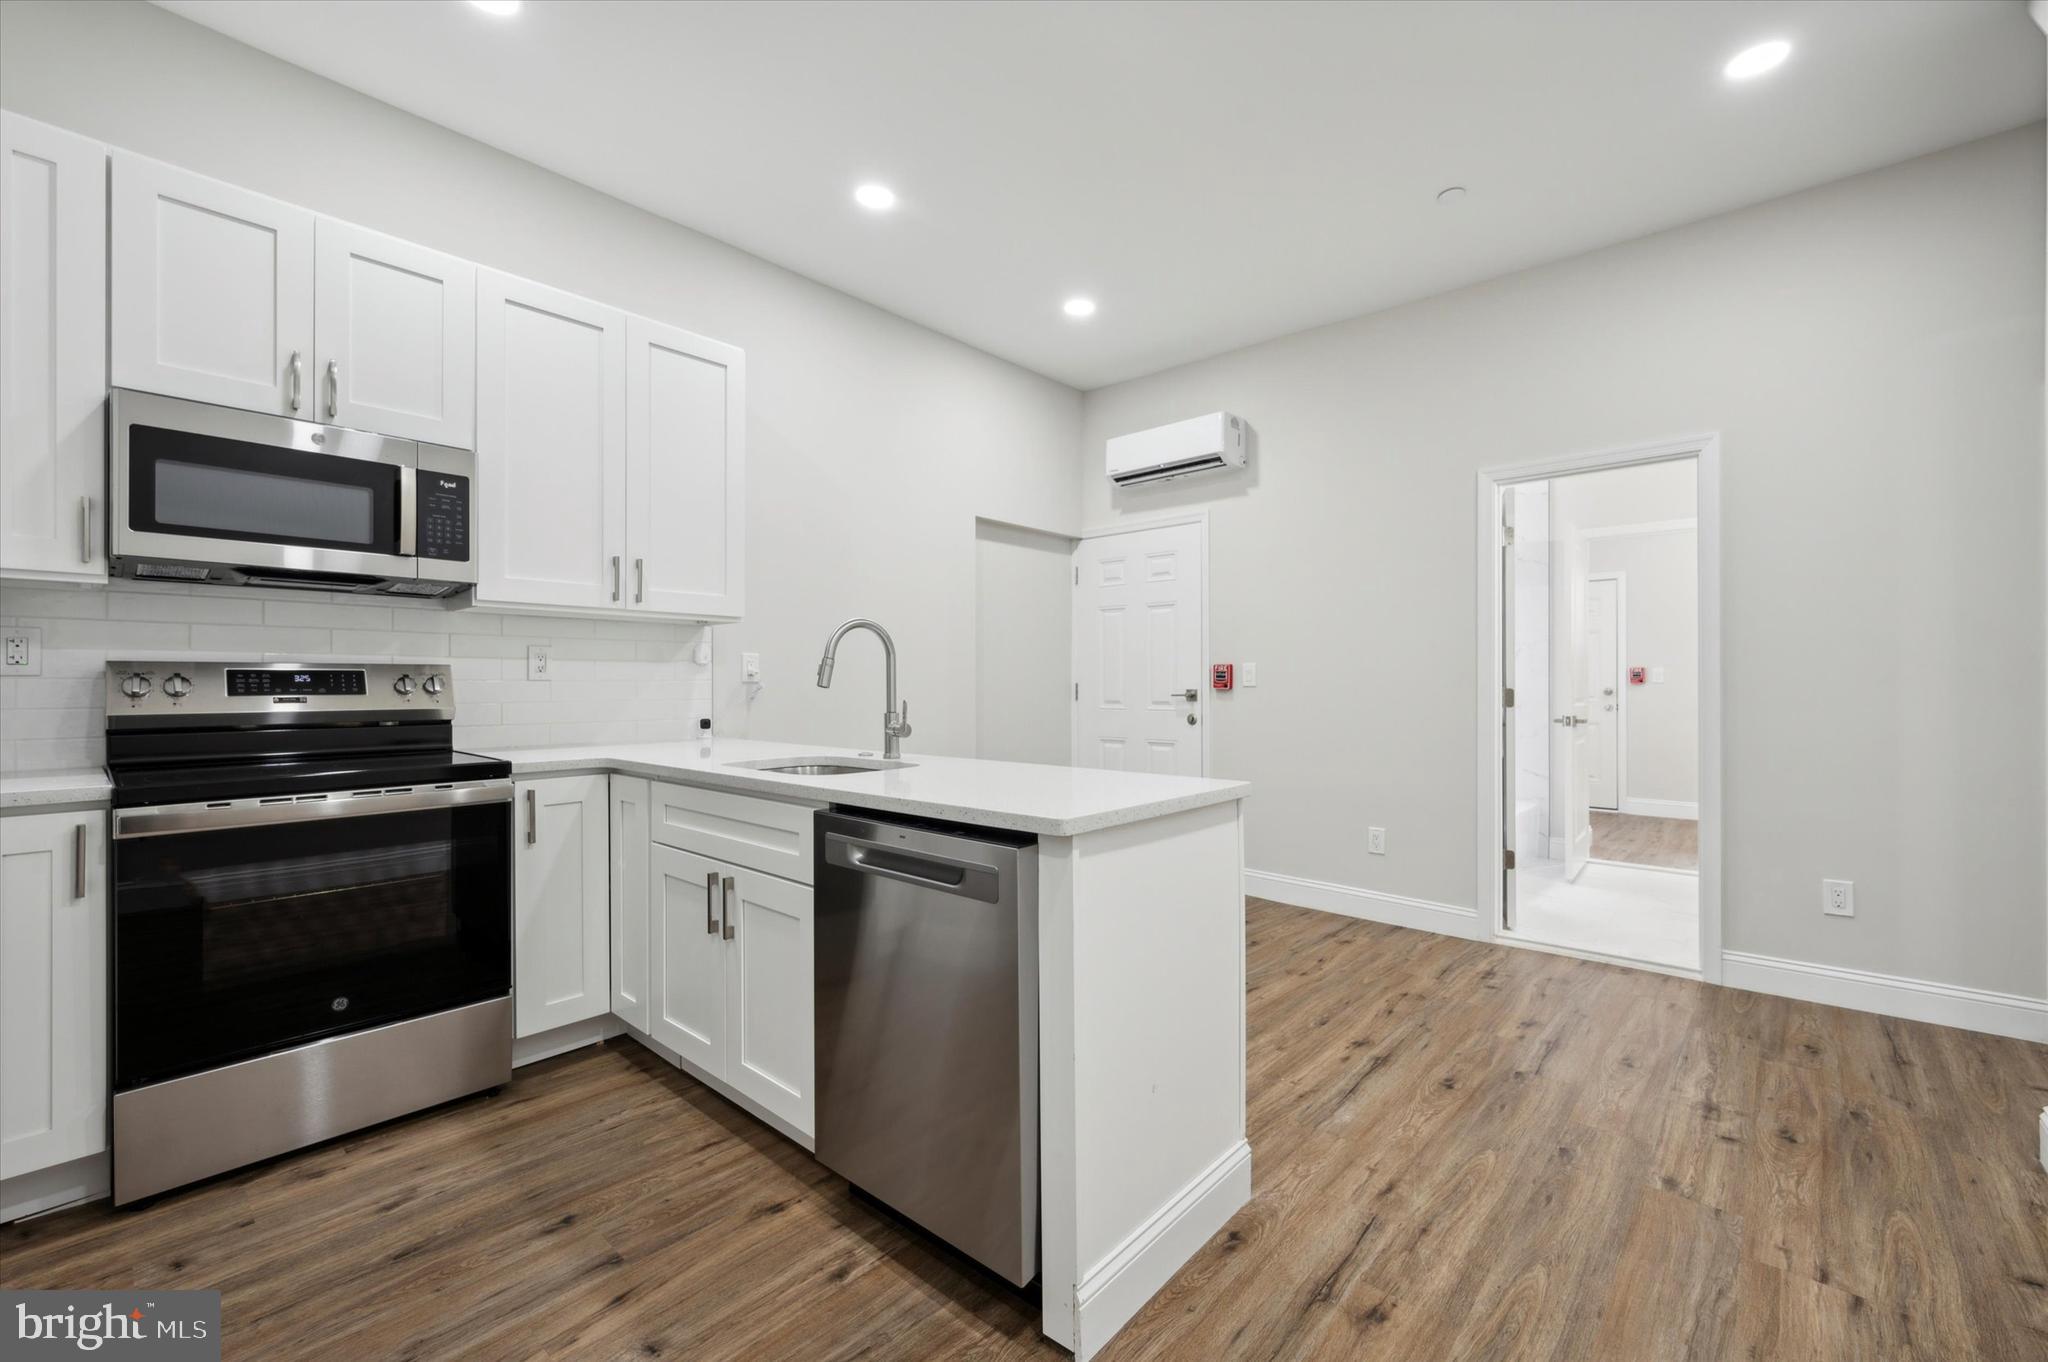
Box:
[1106,412,1247,487]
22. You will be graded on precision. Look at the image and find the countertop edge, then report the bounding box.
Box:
[494,752,1247,837]
[0,770,114,813]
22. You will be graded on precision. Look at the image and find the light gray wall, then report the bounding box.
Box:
[0,0,1082,761]
[1079,124,2047,999]
[973,519,1075,765]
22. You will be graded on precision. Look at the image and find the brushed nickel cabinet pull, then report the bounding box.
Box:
[611,555,621,602]
[326,359,340,418]
[79,496,91,564]
[634,557,644,604]
[288,351,303,411]
[705,871,719,935]
[721,876,736,941]
[525,788,537,845]
[73,823,86,900]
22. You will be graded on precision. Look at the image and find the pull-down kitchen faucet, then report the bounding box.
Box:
[816,618,912,759]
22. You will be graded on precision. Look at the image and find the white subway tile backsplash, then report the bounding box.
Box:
[0,578,712,772]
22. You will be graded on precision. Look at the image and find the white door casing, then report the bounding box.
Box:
[111,152,314,415]
[476,269,627,610]
[0,810,107,1180]
[1584,575,1621,812]
[314,218,476,447]
[0,113,107,582]
[1072,521,1206,776]
[626,316,746,618]
[721,869,815,1135]
[650,843,726,1071]
[513,775,610,1037]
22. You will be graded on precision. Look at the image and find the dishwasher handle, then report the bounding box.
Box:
[824,832,1002,903]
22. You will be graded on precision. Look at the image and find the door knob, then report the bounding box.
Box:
[1180,689,1198,701]
[1603,687,1615,696]
[1553,715,1584,727]
[1185,713,1197,725]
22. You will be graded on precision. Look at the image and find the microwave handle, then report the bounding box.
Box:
[397,466,418,557]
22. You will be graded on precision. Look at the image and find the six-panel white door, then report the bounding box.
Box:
[476,269,627,610]
[626,316,746,619]
[314,218,476,447]
[1584,576,1621,812]
[0,810,107,1181]
[1072,522,1206,775]
[609,776,652,1033]
[0,113,107,583]
[513,775,611,1038]
[111,151,314,415]
[649,843,727,1072]
[721,868,815,1136]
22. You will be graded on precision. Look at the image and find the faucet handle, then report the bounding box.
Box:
[891,700,912,738]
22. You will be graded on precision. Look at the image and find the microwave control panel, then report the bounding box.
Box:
[417,473,471,563]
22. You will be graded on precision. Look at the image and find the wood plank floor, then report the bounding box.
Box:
[1591,809,1700,869]
[6,900,2044,1360]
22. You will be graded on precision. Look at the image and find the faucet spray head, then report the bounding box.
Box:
[816,655,835,687]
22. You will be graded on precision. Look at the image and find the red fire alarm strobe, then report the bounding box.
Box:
[1629,666,1647,685]
[1211,664,1234,691]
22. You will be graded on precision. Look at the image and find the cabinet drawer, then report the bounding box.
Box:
[651,783,820,885]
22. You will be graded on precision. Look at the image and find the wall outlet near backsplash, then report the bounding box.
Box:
[3,626,42,675]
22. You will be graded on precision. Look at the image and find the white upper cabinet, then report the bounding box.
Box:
[0,113,107,582]
[111,151,315,416]
[626,317,745,618]
[314,218,476,447]
[476,269,627,611]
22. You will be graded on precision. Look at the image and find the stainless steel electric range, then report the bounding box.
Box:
[104,660,513,1205]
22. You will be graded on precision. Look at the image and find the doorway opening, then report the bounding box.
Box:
[1484,447,1716,976]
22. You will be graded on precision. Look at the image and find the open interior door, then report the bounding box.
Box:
[1500,490,1517,931]
[1550,482,1594,882]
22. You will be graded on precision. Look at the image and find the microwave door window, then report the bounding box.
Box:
[154,458,377,547]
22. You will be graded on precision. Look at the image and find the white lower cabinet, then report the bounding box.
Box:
[608,776,652,1032]
[513,775,610,1038]
[638,802,816,1138]
[0,809,107,1181]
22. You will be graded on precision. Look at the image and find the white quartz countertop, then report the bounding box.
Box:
[479,738,1248,836]
[0,768,113,811]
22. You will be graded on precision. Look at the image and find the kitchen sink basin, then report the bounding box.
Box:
[727,756,915,776]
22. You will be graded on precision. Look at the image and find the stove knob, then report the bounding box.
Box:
[162,673,193,699]
[422,674,446,697]
[393,673,417,697]
[119,672,152,700]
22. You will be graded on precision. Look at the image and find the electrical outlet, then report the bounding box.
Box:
[527,644,550,682]
[2,626,42,676]
[1823,879,1854,918]
[1368,826,1387,856]
[1244,662,1258,687]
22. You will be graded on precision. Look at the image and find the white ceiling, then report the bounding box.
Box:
[156,0,2042,390]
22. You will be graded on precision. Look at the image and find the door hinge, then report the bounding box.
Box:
[1503,686,1514,708]
[1503,524,1515,546]
[1073,682,1080,701]
[1504,848,1516,870]
[1074,565,1080,585]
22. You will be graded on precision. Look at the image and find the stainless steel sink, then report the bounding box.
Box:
[727,756,915,776]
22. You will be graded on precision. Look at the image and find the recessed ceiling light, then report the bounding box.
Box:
[469,0,521,15]
[1723,39,1791,81]
[1062,297,1097,319]
[1436,186,1468,204]
[854,183,897,212]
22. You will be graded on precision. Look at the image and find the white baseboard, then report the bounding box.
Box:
[1722,951,2048,1043]
[1617,797,1698,820]
[1245,869,1477,939]
[1072,1139,1251,1362]
[512,1014,622,1068]
[1,1152,108,1223]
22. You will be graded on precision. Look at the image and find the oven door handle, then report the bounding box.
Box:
[113,781,514,840]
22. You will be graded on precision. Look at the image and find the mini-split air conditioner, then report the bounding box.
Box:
[1105,411,1247,487]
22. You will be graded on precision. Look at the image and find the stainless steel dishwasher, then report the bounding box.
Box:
[814,809,1039,1286]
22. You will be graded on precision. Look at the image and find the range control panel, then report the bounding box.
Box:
[107,661,452,719]
[416,472,471,563]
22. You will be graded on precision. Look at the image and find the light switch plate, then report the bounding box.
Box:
[2,626,42,676]
[1244,662,1258,687]
[742,652,761,682]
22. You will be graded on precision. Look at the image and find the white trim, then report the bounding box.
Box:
[1618,797,1698,820]
[1071,1139,1251,1362]
[1580,517,1698,540]
[1,1152,107,1224]
[1498,929,1701,981]
[1070,510,1212,777]
[1245,868,1478,938]
[1475,434,1723,985]
[1722,952,2048,1044]
[512,1013,622,1068]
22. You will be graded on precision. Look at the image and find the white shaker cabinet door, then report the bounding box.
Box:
[720,868,814,1138]
[609,776,652,1033]
[314,218,476,447]
[0,113,107,582]
[625,316,745,620]
[110,151,314,416]
[649,843,728,1074]
[512,776,610,1038]
[0,810,107,1180]
[475,270,627,611]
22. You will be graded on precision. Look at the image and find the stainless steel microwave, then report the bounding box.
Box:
[108,388,476,598]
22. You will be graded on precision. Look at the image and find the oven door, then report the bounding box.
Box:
[110,388,419,581]
[111,783,512,1092]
